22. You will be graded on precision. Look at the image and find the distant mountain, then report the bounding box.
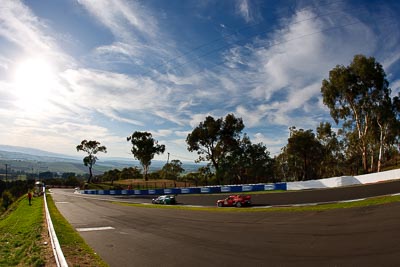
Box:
[0,145,204,174]
[0,144,79,161]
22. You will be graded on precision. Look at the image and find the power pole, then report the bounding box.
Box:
[5,164,7,183]
[166,153,170,181]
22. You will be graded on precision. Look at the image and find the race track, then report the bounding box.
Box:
[178,179,400,206]
[51,180,400,267]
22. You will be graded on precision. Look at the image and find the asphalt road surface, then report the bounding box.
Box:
[51,181,400,267]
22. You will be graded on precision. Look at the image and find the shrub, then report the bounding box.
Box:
[1,190,14,211]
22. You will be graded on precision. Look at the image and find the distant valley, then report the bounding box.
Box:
[0,145,202,175]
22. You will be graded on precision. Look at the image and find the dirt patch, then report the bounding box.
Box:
[62,246,101,267]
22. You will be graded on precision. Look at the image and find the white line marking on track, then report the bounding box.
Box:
[76,226,115,232]
[340,198,366,203]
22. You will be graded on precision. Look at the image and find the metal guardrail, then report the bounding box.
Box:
[44,189,68,267]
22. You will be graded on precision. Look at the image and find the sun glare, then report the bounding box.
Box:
[13,57,56,111]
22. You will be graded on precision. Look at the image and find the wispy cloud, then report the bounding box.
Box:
[0,1,52,53]
[77,0,157,39]
[77,0,174,66]
[252,132,286,155]
[235,0,262,23]
[214,7,396,132]
[0,1,72,65]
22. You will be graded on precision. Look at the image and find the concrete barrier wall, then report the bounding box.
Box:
[356,169,400,184]
[82,182,287,195]
[287,169,400,190]
[80,169,400,195]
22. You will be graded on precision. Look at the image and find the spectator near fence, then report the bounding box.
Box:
[27,191,32,205]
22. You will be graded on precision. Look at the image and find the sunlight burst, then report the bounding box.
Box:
[13,57,56,111]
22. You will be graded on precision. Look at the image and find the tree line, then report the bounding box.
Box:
[77,55,400,185]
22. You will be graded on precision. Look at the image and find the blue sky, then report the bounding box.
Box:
[0,0,400,162]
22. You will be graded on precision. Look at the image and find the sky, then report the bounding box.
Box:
[1,0,400,163]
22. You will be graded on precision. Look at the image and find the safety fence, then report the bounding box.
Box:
[80,168,400,195]
[81,182,287,195]
[44,189,68,267]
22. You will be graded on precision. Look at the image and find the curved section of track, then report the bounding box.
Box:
[51,181,400,266]
[177,179,400,207]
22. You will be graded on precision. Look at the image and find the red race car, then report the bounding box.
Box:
[216,195,252,207]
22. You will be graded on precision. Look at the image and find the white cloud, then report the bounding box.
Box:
[60,68,164,111]
[189,113,213,128]
[153,129,173,138]
[252,132,286,154]
[0,1,52,53]
[235,0,261,23]
[0,1,73,66]
[235,105,263,128]
[213,7,394,132]
[49,122,111,140]
[76,0,173,64]
[391,79,400,96]
[223,46,246,68]
[253,10,326,95]
[93,42,143,64]
[285,83,320,112]
[77,0,157,39]
[0,55,11,70]
[383,52,400,71]
[97,108,144,126]
[153,110,186,127]
[175,130,190,138]
[59,67,201,128]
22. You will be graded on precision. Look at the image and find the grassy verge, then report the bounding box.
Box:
[0,196,45,267]
[46,193,108,267]
[114,194,400,212]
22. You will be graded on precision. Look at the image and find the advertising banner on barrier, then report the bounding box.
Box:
[164,189,173,194]
[201,187,210,193]
[221,186,230,192]
[264,184,275,191]
[181,188,190,194]
[82,182,288,196]
[242,185,253,191]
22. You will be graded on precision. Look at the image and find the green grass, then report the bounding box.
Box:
[114,194,400,212]
[46,193,108,267]
[0,196,45,267]
[265,194,400,212]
